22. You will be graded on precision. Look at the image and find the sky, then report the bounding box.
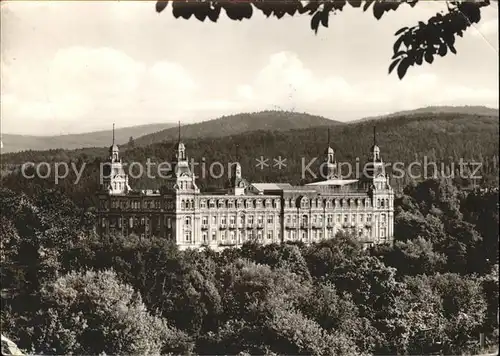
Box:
[0,0,498,136]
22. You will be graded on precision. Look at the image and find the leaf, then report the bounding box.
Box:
[194,3,209,21]
[302,1,320,15]
[332,0,347,11]
[415,51,424,65]
[320,11,329,28]
[424,51,434,64]
[438,43,447,57]
[397,57,411,79]
[449,44,457,54]
[393,35,405,53]
[388,58,402,74]
[311,11,322,34]
[373,2,384,20]
[394,27,408,36]
[347,0,362,8]
[391,51,406,60]
[156,1,168,13]
[458,2,481,23]
[172,2,192,19]
[363,0,374,11]
[275,10,286,19]
[207,5,221,22]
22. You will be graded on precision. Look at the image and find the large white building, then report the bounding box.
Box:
[97,127,394,249]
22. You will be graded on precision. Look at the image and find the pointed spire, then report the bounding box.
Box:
[178,121,181,143]
[112,123,115,145]
[327,127,330,147]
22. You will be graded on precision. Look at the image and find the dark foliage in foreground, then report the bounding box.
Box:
[1,178,498,355]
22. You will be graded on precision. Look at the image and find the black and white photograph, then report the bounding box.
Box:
[0,1,498,355]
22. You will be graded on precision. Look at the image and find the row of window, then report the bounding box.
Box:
[110,181,126,191]
[197,215,276,226]
[102,213,388,229]
[181,198,391,210]
[284,227,385,240]
[285,213,384,225]
[106,200,161,210]
[290,197,391,209]
[103,197,392,211]
[186,229,279,244]
[102,216,163,228]
[181,198,282,210]
[185,227,386,244]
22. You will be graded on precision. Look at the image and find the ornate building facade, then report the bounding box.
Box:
[96,127,394,250]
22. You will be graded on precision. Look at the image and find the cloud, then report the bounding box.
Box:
[236,51,498,119]
[49,46,146,102]
[237,51,357,111]
[1,46,202,133]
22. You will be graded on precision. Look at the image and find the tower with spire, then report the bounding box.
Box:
[365,126,387,189]
[324,128,338,180]
[164,121,200,248]
[363,125,394,243]
[102,123,131,195]
[167,121,198,193]
[227,143,249,195]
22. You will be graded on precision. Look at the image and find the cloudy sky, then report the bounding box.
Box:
[1,1,498,135]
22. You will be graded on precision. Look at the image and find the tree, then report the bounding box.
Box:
[31,270,193,355]
[128,136,135,148]
[376,237,448,276]
[155,0,492,79]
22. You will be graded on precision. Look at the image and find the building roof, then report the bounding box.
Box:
[282,186,318,192]
[251,183,293,191]
[306,179,359,186]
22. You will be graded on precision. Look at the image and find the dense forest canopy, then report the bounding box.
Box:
[0,177,498,355]
[154,0,493,78]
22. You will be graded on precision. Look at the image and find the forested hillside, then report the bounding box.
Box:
[1,112,498,209]
[1,179,498,355]
[132,110,339,147]
[1,123,176,153]
[356,105,499,122]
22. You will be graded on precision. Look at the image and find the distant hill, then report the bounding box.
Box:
[2,110,498,207]
[0,123,176,154]
[354,105,499,122]
[133,111,340,147]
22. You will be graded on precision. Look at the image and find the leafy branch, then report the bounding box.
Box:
[155,0,491,79]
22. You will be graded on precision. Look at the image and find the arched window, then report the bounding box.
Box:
[185,216,191,226]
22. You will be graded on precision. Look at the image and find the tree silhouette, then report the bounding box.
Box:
[155,0,492,79]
